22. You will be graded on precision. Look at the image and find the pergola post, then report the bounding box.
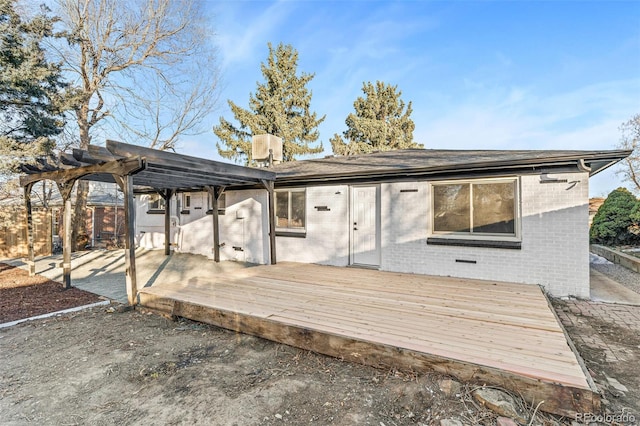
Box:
[206,186,225,263]
[57,180,76,289]
[23,182,35,276]
[120,175,138,305]
[262,180,277,265]
[159,189,173,256]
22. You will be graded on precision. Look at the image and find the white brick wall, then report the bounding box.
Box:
[380,173,590,297]
[276,185,350,265]
[135,171,591,297]
[136,190,269,264]
[135,193,178,249]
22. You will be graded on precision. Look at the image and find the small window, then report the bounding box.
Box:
[148,194,165,211]
[275,189,306,231]
[180,193,191,214]
[207,192,226,215]
[432,178,518,238]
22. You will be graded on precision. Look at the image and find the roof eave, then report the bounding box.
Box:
[275,151,633,186]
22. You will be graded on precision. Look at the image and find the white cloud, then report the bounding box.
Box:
[413,77,640,195]
[417,78,640,150]
[214,1,293,69]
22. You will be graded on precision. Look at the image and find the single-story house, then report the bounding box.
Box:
[135,147,629,298]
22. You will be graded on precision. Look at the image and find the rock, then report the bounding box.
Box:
[605,376,628,393]
[438,378,462,397]
[496,417,519,426]
[472,388,527,424]
[440,419,463,426]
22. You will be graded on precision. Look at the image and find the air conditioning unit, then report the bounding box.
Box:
[252,134,283,164]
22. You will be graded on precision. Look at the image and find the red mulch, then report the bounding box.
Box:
[0,263,103,323]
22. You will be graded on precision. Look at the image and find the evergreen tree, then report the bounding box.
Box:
[590,187,640,245]
[0,0,65,171]
[331,81,421,156]
[214,43,325,164]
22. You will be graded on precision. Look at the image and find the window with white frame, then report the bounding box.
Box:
[431,178,518,238]
[182,193,191,209]
[275,189,306,231]
[148,194,165,210]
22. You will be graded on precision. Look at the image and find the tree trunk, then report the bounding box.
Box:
[72,107,91,251]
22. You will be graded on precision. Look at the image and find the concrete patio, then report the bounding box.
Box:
[3,249,256,303]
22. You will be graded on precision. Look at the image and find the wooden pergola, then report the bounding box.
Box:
[19,140,276,305]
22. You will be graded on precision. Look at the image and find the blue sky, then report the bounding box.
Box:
[178,0,640,197]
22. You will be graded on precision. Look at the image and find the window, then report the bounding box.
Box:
[148,194,165,211]
[432,178,518,239]
[181,193,191,214]
[207,192,226,215]
[275,189,306,232]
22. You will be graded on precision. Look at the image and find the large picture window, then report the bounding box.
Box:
[432,178,518,238]
[275,189,306,231]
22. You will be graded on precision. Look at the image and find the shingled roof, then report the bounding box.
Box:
[271,149,632,185]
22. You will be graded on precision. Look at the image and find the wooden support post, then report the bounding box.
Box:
[23,183,35,276]
[206,186,225,263]
[160,189,173,256]
[261,180,277,265]
[122,175,138,305]
[57,180,76,289]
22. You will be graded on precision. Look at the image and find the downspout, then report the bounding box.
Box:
[577,159,591,174]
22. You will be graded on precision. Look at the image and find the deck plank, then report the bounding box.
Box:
[138,261,598,417]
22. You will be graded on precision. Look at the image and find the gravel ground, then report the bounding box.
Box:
[590,259,640,294]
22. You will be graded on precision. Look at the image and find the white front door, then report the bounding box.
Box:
[351,185,380,266]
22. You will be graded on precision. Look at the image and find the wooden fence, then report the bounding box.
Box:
[0,205,126,259]
[0,207,52,259]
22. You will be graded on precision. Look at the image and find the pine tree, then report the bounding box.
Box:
[214,43,325,164]
[0,0,65,171]
[331,81,421,156]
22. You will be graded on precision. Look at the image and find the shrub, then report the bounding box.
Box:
[590,187,640,245]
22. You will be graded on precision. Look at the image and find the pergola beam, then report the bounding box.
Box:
[23,183,35,276]
[139,169,246,188]
[106,140,275,182]
[205,186,225,262]
[56,180,76,289]
[158,189,174,256]
[19,140,277,306]
[261,179,277,265]
[114,174,138,305]
[20,158,144,187]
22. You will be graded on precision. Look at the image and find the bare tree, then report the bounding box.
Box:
[618,114,640,194]
[52,0,220,248]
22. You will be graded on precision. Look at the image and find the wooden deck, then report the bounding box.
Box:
[138,262,599,417]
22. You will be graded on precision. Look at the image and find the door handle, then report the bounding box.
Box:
[353,227,358,231]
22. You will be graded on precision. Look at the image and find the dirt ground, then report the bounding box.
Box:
[0,305,576,426]
[2,259,639,425]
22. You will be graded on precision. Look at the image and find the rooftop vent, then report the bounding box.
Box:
[252,134,283,166]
